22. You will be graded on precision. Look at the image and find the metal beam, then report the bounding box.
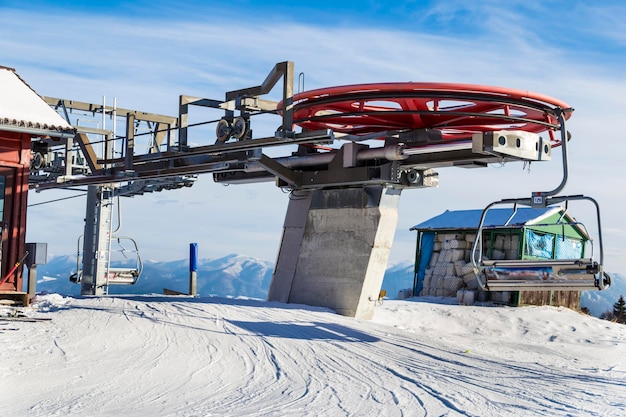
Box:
[219,97,279,112]
[225,61,294,132]
[151,122,170,154]
[255,154,300,187]
[74,133,103,173]
[42,97,178,125]
[172,128,332,157]
[179,96,223,108]
[125,113,135,170]
[225,61,292,101]
[178,95,223,150]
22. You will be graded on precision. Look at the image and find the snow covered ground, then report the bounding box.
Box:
[2,294,625,416]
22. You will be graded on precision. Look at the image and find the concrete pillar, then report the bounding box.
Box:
[268,186,402,319]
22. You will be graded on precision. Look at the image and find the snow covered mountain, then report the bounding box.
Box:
[31,255,624,317]
[33,253,273,299]
[34,254,408,300]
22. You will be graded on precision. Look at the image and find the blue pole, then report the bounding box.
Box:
[189,243,198,272]
[189,243,198,296]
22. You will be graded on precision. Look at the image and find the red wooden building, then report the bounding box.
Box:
[0,66,74,305]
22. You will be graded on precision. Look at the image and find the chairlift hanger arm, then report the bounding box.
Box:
[470,107,572,267]
[532,107,572,205]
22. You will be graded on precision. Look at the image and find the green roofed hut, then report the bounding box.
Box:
[410,207,590,309]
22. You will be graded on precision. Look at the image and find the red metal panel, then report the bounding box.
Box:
[0,131,30,293]
[280,82,571,144]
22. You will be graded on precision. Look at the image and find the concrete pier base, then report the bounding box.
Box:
[268,186,402,319]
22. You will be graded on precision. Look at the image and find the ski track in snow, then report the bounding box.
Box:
[1,295,625,417]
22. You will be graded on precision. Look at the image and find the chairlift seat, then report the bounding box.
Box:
[69,235,143,290]
[479,258,606,291]
[105,268,140,285]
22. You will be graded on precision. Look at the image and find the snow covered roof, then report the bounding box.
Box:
[410,207,561,231]
[0,66,74,136]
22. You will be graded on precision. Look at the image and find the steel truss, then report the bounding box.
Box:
[30,61,563,194]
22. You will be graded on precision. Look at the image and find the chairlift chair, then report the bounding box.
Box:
[469,108,611,293]
[69,235,143,286]
[470,197,611,292]
[103,236,143,285]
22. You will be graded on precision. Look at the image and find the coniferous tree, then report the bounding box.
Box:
[600,309,614,321]
[612,295,626,324]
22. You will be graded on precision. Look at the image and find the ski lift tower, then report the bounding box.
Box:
[31,61,610,318]
[34,97,192,295]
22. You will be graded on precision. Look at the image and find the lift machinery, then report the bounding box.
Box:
[28,61,610,314]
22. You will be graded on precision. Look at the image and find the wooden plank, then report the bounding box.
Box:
[163,288,187,296]
[0,291,29,306]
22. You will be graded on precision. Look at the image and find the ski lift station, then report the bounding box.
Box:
[0,61,611,319]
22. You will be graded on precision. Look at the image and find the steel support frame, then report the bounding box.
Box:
[32,61,586,309]
[80,186,114,295]
[34,62,547,192]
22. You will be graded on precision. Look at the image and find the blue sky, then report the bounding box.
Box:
[1,1,625,274]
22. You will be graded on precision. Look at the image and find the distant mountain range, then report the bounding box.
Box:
[33,254,274,299]
[30,254,624,318]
